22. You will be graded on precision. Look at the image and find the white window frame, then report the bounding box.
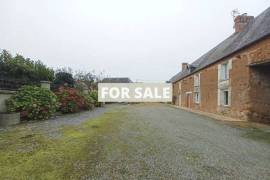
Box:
[223,90,229,106]
[220,62,229,81]
[220,89,230,107]
[217,59,232,107]
[194,73,200,104]
[194,92,200,104]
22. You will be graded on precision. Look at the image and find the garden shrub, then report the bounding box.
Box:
[53,71,75,89]
[74,81,88,93]
[55,87,93,113]
[89,90,102,107]
[6,86,58,120]
[83,95,95,110]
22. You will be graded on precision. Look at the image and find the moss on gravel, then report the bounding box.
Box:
[0,110,125,179]
[242,128,270,144]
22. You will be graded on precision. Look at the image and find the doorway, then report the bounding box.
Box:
[186,92,192,108]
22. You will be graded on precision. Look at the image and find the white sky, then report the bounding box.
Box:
[0,0,269,82]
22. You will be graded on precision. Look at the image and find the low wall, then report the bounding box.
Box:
[0,90,16,113]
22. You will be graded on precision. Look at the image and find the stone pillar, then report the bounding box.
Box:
[40,81,51,90]
[0,90,16,113]
[0,113,20,126]
[0,90,20,126]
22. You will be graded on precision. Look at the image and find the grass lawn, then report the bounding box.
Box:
[0,110,125,179]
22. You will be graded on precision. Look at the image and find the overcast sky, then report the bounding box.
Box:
[0,0,269,82]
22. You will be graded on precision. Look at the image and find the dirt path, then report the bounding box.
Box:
[0,103,269,179]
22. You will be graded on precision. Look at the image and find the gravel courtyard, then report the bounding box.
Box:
[0,103,270,179]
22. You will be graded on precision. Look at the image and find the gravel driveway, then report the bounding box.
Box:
[89,103,270,179]
[0,106,108,138]
[0,103,269,179]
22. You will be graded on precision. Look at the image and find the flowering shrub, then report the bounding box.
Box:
[6,86,58,120]
[55,87,93,113]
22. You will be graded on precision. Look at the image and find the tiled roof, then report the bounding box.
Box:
[101,77,133,83]
[170,7,270,83]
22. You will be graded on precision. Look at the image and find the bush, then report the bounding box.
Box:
[6,86,58,120]
[74,81,88,93]
[83,94,95,110]
[89,90,102,107]
[55,87,92,113]
[53,71,75,89]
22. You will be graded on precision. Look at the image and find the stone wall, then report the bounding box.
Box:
[200,65,218,113]
[249,65,270,123]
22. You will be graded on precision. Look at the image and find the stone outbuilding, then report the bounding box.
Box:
[170,7,270,123]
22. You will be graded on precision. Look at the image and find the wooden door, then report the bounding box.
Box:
[186,93,191,108]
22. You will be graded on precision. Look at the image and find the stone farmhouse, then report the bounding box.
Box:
[170,7,270,123]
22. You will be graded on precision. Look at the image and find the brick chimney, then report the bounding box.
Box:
[234,13,254,33]
[182,63,188,71]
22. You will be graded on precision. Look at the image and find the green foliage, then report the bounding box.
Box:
[83,94,95,110]
[34,60,54,82]
[53,71,75,89]
[0,50,54,82]
[89,90,102,107]
[74,81,88,93]
[6,86,58,120]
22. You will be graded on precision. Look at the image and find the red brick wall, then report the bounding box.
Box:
[172,36,270,123]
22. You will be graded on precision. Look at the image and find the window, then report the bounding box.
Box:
[178,82,182,94]
[194,92,200,104]
[194,74,200,87]
[220,89,229,106]
[223,90,229,106]
[220,62,229,81]
[194,74,200,104]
